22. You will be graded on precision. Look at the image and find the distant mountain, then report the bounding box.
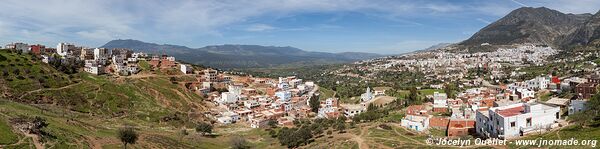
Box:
[460,7,591,49]
[101,39,382,69]
[558,10,600,49]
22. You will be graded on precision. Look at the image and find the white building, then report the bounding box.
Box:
[180,64,192,74]
[568,100,587,115]
[526,76,550,90]
[275,91,291,102]
[244,100,260,109]
[93,48,111,62]
[5,42,29,52]
[360,87,374,102]
[342,104,365,117]
[219,92,238,104]
[433,92,448,106]
[401,115,430,132]
[217,116,233,124]
[476,102,560,139]
[84,65,104,75]
[515,88,535,99]
[56,43,74,57]
[217,111,240,124]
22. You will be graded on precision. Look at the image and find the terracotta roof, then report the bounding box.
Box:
[496,106,525,117]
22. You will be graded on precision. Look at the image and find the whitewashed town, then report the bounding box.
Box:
[4,41,598,142]
[2,2,600,148]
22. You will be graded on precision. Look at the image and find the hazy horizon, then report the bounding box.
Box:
[2,0,600,54]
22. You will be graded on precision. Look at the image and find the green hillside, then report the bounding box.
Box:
[0,49,282,148]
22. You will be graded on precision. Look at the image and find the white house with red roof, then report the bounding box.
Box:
[475,102,560,139]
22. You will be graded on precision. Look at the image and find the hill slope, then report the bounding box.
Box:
[0,49,281,148]
[101,39,382,69]
[460,7,590,48]
[558,10,600,50]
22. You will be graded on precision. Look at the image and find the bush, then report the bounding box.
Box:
[378,124,392,130]
[117,127,138,149]
[230,135,249,149]
[195,122,213,136]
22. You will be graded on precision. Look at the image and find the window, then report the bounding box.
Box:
[510,122,516,127]
[526,118,532,127]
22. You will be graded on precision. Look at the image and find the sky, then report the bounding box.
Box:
[1,0,600,54]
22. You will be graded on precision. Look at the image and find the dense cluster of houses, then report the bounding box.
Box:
[399,73,599,139]
[203,75,321,128]
[343,44,557,83]
[2,42,182,76]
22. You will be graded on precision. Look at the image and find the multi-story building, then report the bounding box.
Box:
[93,48,111,62]
[5,42,30,52]
[526,76,550,90]
[342,104,365,117]
[433,92,448,112]
[80,48,94,60]
[204,69,218,82]
[29,44,45,55]
[56,43,76,57]
[476,103,560,139]
[180,64,192,74]
[275,91,291,102]
[576,82,598,99]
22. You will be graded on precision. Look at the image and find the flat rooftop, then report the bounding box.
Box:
[496,106,525,117]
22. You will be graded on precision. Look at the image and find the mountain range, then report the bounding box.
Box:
[101,39,382,69]
[459,7,600,51]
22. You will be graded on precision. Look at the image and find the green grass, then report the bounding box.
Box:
[319,87,335,100]
[0,117,19,145]
[418,89,444,96]
[508,125,600,149]
[0,50,73,97]
[539,92,552,101]
[138,60,150,71]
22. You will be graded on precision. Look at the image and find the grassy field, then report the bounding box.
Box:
[418,89,444,96]
[0,117,19,145]
[507,125,600,149]
[319,87,335,99]
[0,50,73,98]
[0,51,281,148]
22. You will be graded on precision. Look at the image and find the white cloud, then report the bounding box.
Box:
[510,0,529,7]
[245,24,276,32]
[476,18,492,24]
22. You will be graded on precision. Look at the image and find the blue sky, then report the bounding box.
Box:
[1,0,600,54]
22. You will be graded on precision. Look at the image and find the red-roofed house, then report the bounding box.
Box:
[447,119,475,137]
[428,117,449,129]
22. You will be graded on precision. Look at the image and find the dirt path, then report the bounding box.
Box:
[19,81,83,100]
[22,133,44,149]
[390,123,428,145]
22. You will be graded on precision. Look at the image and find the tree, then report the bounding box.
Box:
[336,122,346,133]
[118,127,138,149]
[407,87,420,106]
[269,129,278,138]
[267,120,278,128]
[230,135,249,149]
[30,116,48,135]
[196,122,213,136]
[309,94,320,113]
